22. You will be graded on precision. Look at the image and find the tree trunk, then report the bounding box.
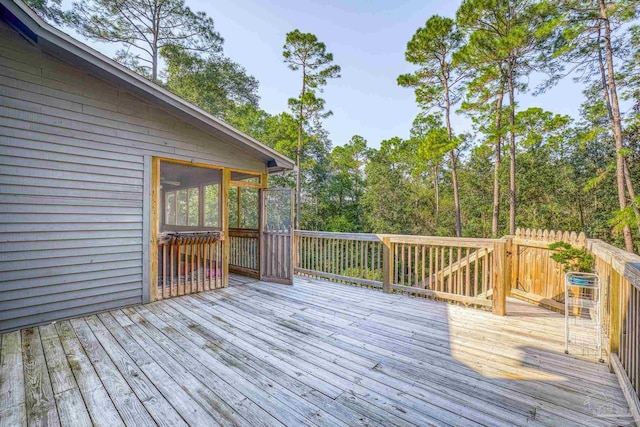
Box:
[434,163,440,229]
[492,81,505,237]
[152,50,158,82]
[295,68,306,230]
[623,160,640,242]
[152,7,159,83]
[296,124,302,230]
[450,152,462,237]
[507,61,517,235]
[444,82,461,237]
[599,0,635,252]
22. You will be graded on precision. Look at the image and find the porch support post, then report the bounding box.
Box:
[149,157,160,302]
[222,168,230,287]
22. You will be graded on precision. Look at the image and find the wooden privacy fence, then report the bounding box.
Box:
[229,229,259,278]
[295,231,509,315]
[508,227,639,416]
[156,231,223,300]
[510,228,588,311]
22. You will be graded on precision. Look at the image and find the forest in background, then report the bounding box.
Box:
[27,0,640,253]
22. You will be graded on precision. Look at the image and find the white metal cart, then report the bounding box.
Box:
[564,272,602,361]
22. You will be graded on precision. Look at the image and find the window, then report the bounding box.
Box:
[160,161,221,231]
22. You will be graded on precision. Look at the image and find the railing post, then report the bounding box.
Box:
[382,236,392,294]
[505,236,513,297]
[609,269,621,358]
[492,240,508,316]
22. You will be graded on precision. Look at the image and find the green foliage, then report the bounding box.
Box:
[398,15,465,110]
[73,0,223,80]
[48,0,640,252]
[283,30,341,90]
[548,241,595,272]
[162,46,259,120]
[24,0,76,25]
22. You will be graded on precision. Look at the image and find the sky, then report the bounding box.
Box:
[61,0,587,149]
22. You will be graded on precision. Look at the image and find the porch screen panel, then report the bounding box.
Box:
[160,161,221,231]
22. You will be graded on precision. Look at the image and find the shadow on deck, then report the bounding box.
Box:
[0,275,634,426]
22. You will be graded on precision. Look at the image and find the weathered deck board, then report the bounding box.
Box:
[0,274,634,426]
[0,331,26,427]
[21,327,59,427]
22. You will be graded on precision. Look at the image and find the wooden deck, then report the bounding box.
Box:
[0,275,633,427]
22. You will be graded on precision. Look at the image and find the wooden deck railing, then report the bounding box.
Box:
[587,239,640,418]
[295,231,508,315]
[156,232,223,300]
[229,229,260,278]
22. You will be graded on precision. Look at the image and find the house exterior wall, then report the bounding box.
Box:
[0,20,267,332]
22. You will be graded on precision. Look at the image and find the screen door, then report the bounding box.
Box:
[260,188,294,284]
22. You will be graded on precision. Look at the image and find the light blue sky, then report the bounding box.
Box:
[62,0,586,148]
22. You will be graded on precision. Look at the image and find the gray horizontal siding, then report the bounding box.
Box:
[0,16,270,331]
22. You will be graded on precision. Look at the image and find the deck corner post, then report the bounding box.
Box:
[382,236,393,294]
[492,240,508,316]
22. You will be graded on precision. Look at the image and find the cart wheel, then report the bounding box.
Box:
[599,358,604,363]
